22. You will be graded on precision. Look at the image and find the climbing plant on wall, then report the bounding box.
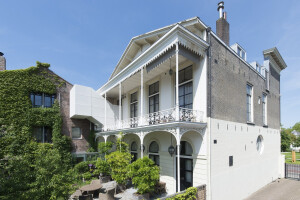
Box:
[0,62,73,200]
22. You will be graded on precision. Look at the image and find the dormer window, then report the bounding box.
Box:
[231,43,247,61]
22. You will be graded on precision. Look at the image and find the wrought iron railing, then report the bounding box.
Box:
[102,107,203,132]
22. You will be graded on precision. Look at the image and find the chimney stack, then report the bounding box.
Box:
[216,1,230,46]
[0,52,6,71]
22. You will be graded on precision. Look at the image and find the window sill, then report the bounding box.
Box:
[247,121,255,125]
[263,124,268,128]
[72,138,83,140]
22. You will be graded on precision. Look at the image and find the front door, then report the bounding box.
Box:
[176,157,193,191]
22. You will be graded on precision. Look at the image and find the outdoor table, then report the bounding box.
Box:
[79,182,103,196]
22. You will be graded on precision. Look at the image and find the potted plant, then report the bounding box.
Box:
[95,158,111,183]
[128,157,160,200]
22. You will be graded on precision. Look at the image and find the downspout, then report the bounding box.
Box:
[206,26,212,200]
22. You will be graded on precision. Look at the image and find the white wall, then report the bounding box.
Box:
[70,84,119,126]
[210,118,281,200]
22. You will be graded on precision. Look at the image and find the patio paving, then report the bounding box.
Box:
[245,178,300,200]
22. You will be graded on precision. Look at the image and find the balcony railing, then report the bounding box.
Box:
[102,107,204,132]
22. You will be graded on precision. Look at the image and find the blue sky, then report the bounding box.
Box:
[0,0,299,128]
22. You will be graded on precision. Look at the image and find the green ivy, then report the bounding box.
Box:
[0,62,73,200]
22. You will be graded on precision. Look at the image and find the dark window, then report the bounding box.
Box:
[176,141,193,156]
[130,92,138,118]
[30,93,56,108]
[72,127,82,139]
[246,84,252,122]
[229,156,233,166]
[33,127,52,143]
[149,82,159,113]
[149,141,159,166]
[178,66,193,109]
[131,141,138,162]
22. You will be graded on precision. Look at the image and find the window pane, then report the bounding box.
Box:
[185,67,192,81]
[30,93,35,106]
[131,142,137,151]
[33,127,43,143]
[185,159,193,171]
[185,82,193,94]
[44,95,52,108]
[179,86,184,96]
[131,92,137,103]
[44,127,52,143]
[34,94,42,107]
[149,141,159,153]
[72,127,81,139]
[185,171,192,183]
[179,70,184,84]
[154,82,159,93]
[155,155,160,166]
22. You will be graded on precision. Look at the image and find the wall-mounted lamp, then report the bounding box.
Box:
[168,145,175,157]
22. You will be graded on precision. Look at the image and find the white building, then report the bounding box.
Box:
[70,2,287,200]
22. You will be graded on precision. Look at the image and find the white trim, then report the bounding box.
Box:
[98,25,209,95]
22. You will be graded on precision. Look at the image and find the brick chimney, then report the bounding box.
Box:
[216,1,230,46]
[0,52,6,71]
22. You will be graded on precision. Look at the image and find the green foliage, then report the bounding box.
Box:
[87,130,97,152]
[95,158,110,175]
[166,187,197,200]
[128,157,160,194]
[0,62,73,200]
[116,133,129,153]
[281,128,292,152]
[292,122,300,132]
[98,141,113,155]
[73,161,90,174]
[106,151,131,185]
[82,172,92,181]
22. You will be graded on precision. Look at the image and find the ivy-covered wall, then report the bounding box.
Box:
[0,62,75,199]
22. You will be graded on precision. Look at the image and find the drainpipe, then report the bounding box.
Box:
[206,26,212,200]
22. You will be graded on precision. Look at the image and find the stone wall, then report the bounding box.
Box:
[159,184,206,200]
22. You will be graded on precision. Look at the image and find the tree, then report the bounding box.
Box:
[281,128,291,152]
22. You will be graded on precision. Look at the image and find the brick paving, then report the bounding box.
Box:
[245,179,300,200]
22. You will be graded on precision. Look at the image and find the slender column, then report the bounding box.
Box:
[140,132,144,158]
[104,93,107,130]
[140,68,144,125]
[175,42,180,121]
[176,127,181,192]
[119,83,122,128]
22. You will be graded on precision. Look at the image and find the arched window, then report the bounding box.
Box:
[256,135,264,154]
[176,141,193,156]
[131,141,138,162]
[149,141,159,166]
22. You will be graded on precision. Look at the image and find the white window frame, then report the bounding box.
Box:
[246,84,254,123]
[262,93,267,126]
[148,82,159,113]
[130,92,138,118]
[72,127,82,139]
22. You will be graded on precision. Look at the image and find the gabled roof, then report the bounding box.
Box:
[263,47,287,70]
[109,17,208,80]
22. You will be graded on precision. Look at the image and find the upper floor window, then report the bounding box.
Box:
[262,93,267,125]
[33,126,52,143]
[30,93,56,108]
[72,127,82,139]
[179,66,193,109]
[149,82,159,113]
[246,84,253,122]
[130,92,138,118]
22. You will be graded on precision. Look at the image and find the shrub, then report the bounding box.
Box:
[98,141,113,155]
[166,187,197,200]
[128,157,160,194]
[73,161,90,174]
[95,158,110,176]
[82,172,92,180]
[106,151,131,185]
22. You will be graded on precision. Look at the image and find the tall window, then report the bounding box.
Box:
[131,141,138,162]
[246,84,253,122]
[149,82,159,113]
[149,141,159,166]
[262,93,267,125]
[33,127,52,143]
[130,92,138,118]
[30,93,56,108]
[179,66,193,109]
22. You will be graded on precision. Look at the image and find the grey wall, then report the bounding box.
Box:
[208,36,280,129]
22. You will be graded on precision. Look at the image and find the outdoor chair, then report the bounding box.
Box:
[78,194,93,200]
[98,187,115,200]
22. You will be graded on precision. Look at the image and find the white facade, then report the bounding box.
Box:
[70,17,285,200]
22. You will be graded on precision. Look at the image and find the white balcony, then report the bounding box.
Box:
[102,107,204,132]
